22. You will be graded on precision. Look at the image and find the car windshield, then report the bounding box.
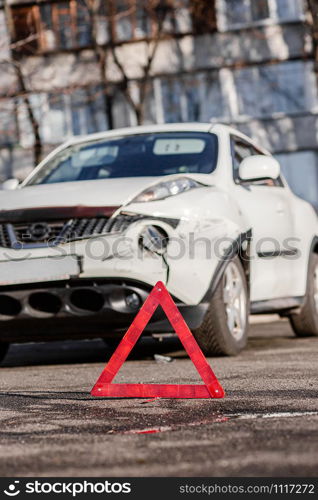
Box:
[25,132,218,185]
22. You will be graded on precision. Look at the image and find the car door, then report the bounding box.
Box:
[231,136,295,302]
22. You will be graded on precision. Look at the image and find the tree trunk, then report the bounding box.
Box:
[4,0,43,168]
[135,105,144,125]
[88,2,114,130]
[96,45,114,129]
[15,65,42,167]
[308,0,318,84]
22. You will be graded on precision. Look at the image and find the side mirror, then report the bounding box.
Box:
[239,156,280,182]
[2,178,19,191]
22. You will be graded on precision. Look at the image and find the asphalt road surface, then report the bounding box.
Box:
[0,318,318,477]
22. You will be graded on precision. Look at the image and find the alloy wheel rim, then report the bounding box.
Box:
[223,262,246,341]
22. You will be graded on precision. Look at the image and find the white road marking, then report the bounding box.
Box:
[228,411,318,420]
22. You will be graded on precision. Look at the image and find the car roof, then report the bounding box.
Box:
[61,122,271,156]
[63,123,214,146]
[211,124,271,156]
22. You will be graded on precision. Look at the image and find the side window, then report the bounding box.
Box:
[231,136,282,187]
[232,139,251,176]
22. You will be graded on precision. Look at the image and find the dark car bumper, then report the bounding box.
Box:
[0,278,208,342]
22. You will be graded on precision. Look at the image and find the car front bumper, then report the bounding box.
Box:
[0,278,209,342]
[0,206,243,341]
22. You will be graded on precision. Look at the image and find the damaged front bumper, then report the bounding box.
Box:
[0,206,241,339]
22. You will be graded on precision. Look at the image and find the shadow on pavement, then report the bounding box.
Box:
[1,319,296,368]
[2,336,183,368]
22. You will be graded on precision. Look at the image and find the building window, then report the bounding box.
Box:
[276,151,318,209]
[77,0,93,47]
[70,86,108,135]
[112,0,195,41]
[217,0,304,31]
[158,72,227,123]
[233,62,317,118]
[219,0,269,28]
[0,99,18,146]
[11,0,216,55]
[189,0,217,34]
[11,0,93,55]
[228,0,269,26]
[11,6,39,54]
[0,9,10,60]
[17,86,108,146]
[114,0,134,41]
[55,2,73,49]
[161,78,184,122]
[276,0,304,21]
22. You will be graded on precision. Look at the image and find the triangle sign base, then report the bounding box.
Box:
[92,383,219,399]
[91,281,225,399]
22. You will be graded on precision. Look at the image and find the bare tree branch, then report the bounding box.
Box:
[2,0,42,167]
[307,0,318,83]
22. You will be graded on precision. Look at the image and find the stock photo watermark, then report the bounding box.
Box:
[0,232,301,264]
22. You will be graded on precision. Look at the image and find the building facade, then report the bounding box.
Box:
[0,0,317,207]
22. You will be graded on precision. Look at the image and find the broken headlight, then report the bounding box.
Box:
[139,225,168,254]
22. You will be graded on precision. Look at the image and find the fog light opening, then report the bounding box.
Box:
[108,289,142,313]
[125,291,141,311]
[139,225,169,254]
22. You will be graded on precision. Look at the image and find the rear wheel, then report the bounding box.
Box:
[289,253,318,337]
[193,256,248,356]
[0,342,9,364]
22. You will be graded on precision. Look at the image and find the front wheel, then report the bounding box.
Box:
[193,256,249,356]
[289,253,318,337]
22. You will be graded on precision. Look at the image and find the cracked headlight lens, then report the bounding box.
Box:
[131,177,203,203]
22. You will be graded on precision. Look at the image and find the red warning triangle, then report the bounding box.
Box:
[91,281,225,399]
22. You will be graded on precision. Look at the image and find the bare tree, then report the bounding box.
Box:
[106,0,216,125]
[307,0,318,84]
[0,0,215,168]
[82,0,173,126]
[86,0,114,128]
[2,1,42,167]
[14,63,42,166]
[110,1,171,125]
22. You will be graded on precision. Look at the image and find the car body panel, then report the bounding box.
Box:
[0,123,317,340]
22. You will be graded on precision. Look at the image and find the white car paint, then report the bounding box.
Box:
[1,123,317,312]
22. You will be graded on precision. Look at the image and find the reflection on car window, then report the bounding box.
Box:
[232,141,251,172]
[26,132,218,185]
[231,136,282,187]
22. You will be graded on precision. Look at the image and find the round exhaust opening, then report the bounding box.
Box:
[29,292,62,315]
[0,295,22,317]
[69,289,104,313]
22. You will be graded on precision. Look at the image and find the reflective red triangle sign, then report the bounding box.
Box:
[91,281,225,399]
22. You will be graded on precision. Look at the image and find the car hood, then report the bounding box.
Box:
[0,177,160,212]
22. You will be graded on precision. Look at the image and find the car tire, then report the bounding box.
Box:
[289,253,318,337]
[193,256,249,356]
[0,342,9,363]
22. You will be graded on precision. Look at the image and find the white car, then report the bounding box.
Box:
[0,123,317,361]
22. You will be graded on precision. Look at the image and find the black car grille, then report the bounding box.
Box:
[0,214,143,249]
